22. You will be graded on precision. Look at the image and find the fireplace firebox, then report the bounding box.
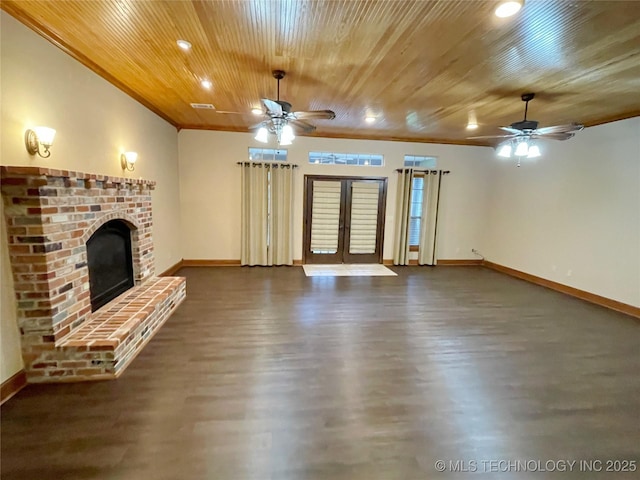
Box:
[87,219,135,311]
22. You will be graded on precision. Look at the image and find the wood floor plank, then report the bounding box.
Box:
[1,266,639,479]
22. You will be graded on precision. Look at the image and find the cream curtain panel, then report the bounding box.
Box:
[394,169,444,266]
[393,168,413,265]
[240,162,294,266]
[418,171,442,266]
[269,164,294,265]
[241,163,269,265]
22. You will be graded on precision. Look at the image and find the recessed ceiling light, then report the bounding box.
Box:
[495,1,522,18]
[176,39,192,51]
[251,108,263,115]
[365,116,376,123]
[201,80,212,89]
[467,110,479,130]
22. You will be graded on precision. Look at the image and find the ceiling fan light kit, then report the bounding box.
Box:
[251,70,336,146]
[469,92,584,165]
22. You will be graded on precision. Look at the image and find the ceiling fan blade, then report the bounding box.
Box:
[289,119,316,133]
[293,110,336,120]
[248,121,266,131]
[534,123,584,135]
[467,134,519,140]
[499,126,524,134]
[261,98,283,116]
[532,132,576,141]
[213,110,246,115]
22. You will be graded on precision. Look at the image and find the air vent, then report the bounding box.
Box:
[190,103,215,109]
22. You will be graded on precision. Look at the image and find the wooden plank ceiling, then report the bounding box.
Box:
[3,0,640,145]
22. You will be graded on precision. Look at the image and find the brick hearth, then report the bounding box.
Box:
[1,166,185,382]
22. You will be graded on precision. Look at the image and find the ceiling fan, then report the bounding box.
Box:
[468,93,584,163]
[252,70,336,145]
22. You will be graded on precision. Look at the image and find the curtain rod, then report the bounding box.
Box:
[395,169,450,174]
[237,162,298,168]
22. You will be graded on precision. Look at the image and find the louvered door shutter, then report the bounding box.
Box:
[348,182,379,254]
[310,181,341,254]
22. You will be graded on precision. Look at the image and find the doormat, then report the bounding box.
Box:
[302,264,397,277]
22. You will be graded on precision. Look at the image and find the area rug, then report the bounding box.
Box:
[302,264,397,277]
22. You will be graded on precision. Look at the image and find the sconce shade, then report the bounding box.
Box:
[25,126,56,158]
[121,151,138,171]
[34,127,56,146]
[124,152,138,164]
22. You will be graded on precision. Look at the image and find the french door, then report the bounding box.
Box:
[303,175,387,264]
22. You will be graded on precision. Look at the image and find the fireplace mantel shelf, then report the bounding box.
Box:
[0,166,156,188]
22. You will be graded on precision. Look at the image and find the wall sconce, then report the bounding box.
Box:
[25,127,56,158]
[120,151,138,171]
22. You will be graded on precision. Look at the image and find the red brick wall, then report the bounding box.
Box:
[1,166,156,375]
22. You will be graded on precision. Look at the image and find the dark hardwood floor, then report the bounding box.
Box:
[2,266,639,479]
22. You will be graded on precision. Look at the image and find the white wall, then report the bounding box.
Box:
[483,117,640,307]
[0,12,182,382]
[0,202,23,383]
[178,129,493,261]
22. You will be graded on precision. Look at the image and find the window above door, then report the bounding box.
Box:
[404,155,437,168]
[309,152,384,166]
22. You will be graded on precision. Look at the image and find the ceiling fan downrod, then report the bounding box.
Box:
[272,70,286,102]
[521,92,535,121]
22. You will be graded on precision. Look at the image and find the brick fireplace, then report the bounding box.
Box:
[1,166,185,382]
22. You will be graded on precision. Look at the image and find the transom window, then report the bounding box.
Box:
[404,155,437,168]
[249,148,288,162]
[309,152,383,166]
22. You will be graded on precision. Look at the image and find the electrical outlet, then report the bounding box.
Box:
[567,269,572,277]
[552,265,557,272]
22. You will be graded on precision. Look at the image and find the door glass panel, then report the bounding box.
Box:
[349,182,379,254]
[310,181,341,254]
